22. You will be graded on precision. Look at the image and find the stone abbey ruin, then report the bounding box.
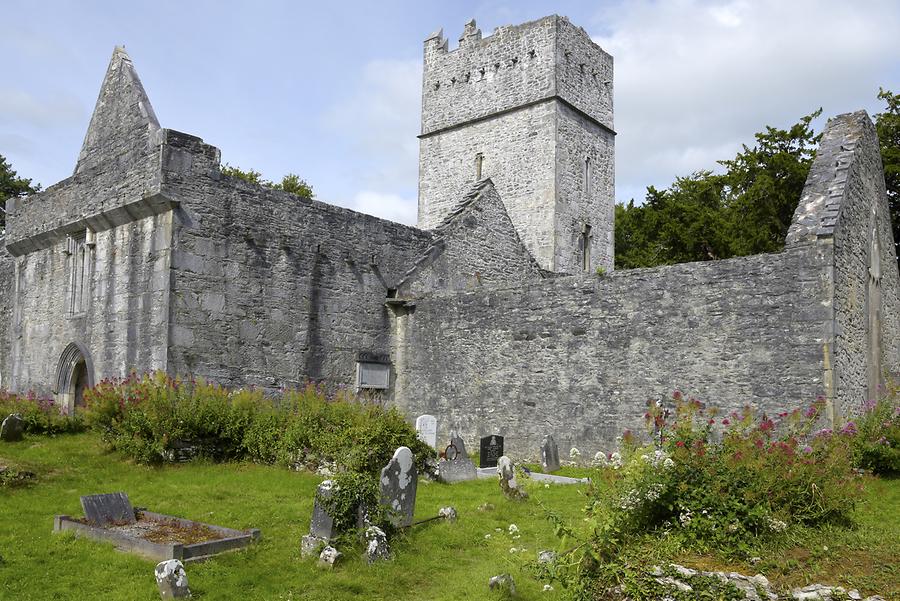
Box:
[1,15,897,458]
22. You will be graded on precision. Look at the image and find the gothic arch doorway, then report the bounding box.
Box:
[54,342,95,414]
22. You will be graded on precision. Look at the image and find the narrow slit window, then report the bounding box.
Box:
[584,157,592,196]
[475,153,484,180]
[66,231,92,315]
[581,224,592,272]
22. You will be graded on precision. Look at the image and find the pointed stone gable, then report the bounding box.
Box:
[75,47,161,175]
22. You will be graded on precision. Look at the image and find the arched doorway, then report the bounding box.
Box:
[54,342,95,415]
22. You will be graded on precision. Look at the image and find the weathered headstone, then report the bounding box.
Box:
[449,431,469,458]
[364,525,391,563]
[498,456,528,500]
[155,559,191,599]
[309,480,337,539]
[0,414,24,442]
[437,432,477,483]
[302,480,337,557]
[379,446,417,528]
[540,434,561,473]
[80,492,136,525]
[317,545,342,569]
[479,435,504,468]
[415,414,437,448]
[488,573,516,596]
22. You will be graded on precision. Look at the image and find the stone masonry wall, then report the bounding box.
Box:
[555,17,614,131]
[788,111,900,416]
[7,213,172,396]
[418,102,558,265]
[397,179,543,297]
[160,133,434,392]
[421,16,558,136]
[391,246,832,460]
[555,103,615,273]
[0,247,12,389]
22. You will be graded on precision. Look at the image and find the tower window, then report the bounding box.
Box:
[475,153,484,180]
[581,224,592,272]
[584,157,592,197]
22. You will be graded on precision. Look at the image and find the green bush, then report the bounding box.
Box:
[0,390,86,435]
[851,378,900,475]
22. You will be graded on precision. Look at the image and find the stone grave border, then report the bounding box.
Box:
[54,511,261,562]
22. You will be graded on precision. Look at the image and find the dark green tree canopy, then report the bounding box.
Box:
[617,93,899,271]
[221,164,313,199]
[0,154,41,232]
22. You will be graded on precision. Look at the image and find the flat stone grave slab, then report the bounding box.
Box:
[56,494,260,562]
[475,466,589,485]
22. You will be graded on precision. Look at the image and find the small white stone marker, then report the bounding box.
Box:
[155,559,191,599]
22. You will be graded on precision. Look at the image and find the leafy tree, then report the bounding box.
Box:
[615,110,822,268]
[874,88,900,265]
[0,154,41,232]
[221,164,313,198]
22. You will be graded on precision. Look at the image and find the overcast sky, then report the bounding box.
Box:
[3,0,899,225]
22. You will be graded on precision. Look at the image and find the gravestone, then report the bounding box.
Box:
[498,456,528,500]
[479,435,504,468]
[437,432,477,483]
[379,446,417,528]
[155,559,191,599]
[80,492,136,525]
[415,414,437,448]
[309,480,337,539]
[540,434,561,472]
[364,525,391,563]
[0,414,24,442]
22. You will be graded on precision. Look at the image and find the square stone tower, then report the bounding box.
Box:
[417,15,615,273]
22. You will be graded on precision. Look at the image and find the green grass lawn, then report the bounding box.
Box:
[0,433,586,600]
[2,434,898,600]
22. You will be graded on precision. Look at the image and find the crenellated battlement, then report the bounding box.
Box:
[420,15,613,136]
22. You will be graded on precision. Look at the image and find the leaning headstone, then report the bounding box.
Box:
[364,525,391,563]
[155,559,191,599]
[0,414,24,442]
[415,414,437,448]
[81,492,136,525]
[479,435,504,468]
[379,446,417,528]
[498,456,528,500]
[540,434,561,473]
[301,480,337,557]
[449,431,469,458]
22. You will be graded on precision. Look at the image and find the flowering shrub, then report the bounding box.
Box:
[83,372,434,473]
[0,390,85,435]
[850,379,900,475]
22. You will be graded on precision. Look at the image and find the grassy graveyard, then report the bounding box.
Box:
[1,432,590,600]
[1,376,899,600]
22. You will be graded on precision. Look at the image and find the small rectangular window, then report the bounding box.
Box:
[581,224,592,272]
[475,153,484,180]
[584,157,592,197]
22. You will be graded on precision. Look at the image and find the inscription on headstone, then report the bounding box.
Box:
[540,434,561,473]
[415,414,437,448]
[479,435,504,468]
[80,492,136,525]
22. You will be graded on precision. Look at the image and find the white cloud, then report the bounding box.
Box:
[591,0,900,202]
[323,58,421,197]
[350,190,417,225]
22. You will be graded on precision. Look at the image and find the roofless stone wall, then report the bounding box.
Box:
[0,246,12,389]
[159,131,434,392]
[391,111,900,459]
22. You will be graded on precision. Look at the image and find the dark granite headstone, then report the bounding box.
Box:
[479,435,504,468]
[540,434,561,472]
[80,492,136,525]
[379,446,417,528]
[0,414,24,442]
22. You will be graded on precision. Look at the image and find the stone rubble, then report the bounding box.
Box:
[317,545,342,569]
[488,573,516,596]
